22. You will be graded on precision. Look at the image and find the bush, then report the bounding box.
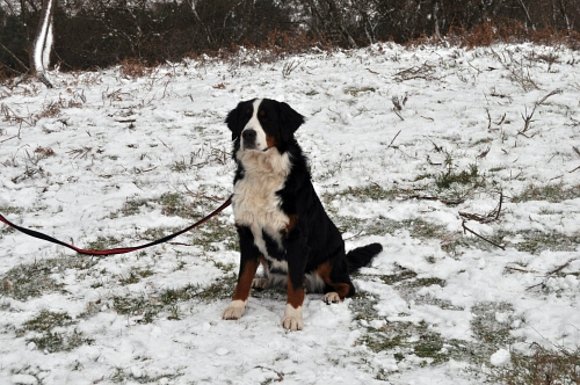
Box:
[0,0,578,77]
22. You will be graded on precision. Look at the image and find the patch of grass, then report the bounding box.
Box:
[0,205,23,215]
[443,228,580,257]
[111,196,150,218]
[110,367,183,384]
[333,215,447,241]
[357,318,468,365]
[196,274,237,301]
[140,226,180,241]
[109,193,236,252]
[87,235,121,250]
[413,333,445,359]
[26,329,93,353]
[351,288,478,369]
[512,184,579,203]
[401,277,447,289]
[119,269,155,285]
[512,230,580,254]
[377,267,418,285]
[326,184,410,202]
[471,137,493,146]
[484,346,580,385]
[111,274,237,323]
[436,164,481,189]
[112,295,163,324]
[159,192,200,219]
[21,310,74,333]
[18,310,93,353]
[375,265,447,305]
[333,215,400,237]
[170,159,190,172]
[349,292,380,321]
[405,218,448,239]
[344,86,376,96]
[470,301,519,364]
[0,256,98,300]
[414,294,464,310]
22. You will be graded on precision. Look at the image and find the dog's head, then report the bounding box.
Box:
[225,99,304,155]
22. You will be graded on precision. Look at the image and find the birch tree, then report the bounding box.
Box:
[30,0,55,87]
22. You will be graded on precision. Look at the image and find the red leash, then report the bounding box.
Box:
[0,195,232,256]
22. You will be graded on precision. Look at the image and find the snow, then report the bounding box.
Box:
[1,43,579,384]
[489,349,511,367]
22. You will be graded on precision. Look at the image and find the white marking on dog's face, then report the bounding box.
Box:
[240,99,268,152]
[282,304,304,331]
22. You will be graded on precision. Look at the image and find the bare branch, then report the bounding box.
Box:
[461,220,506,250]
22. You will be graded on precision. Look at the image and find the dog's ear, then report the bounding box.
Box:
[279,102,304,140]
[225,103,242,140]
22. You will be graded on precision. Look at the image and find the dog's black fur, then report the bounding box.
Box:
[223,98,382,330]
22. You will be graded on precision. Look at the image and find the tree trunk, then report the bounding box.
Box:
[30,0,55,88]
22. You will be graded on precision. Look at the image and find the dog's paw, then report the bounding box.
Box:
[251,277,269,291]
[282,304,304,331]
[222,300,246,320]
[323,292,341,304]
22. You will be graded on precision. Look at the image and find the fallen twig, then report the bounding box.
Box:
[408,194,465,206]
[0,124,23,144]
[527,258,579,291]
[518,89,562,137]
[459,191,503,223]
[393,62,439,82]
[385,130,402,149]
[461,219,506,250]
[504,264,537,274]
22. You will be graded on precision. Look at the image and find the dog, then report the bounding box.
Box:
[222,98,382,330]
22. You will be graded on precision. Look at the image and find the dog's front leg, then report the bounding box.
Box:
[282,236,308,331]
[223,226,260,320]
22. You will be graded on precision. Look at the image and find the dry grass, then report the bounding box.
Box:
[119,58,153,78]
[441,21,580,50]
[486,345,580,385]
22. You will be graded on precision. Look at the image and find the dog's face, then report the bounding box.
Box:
[225,99,304,155]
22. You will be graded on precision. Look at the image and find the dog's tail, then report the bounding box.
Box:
[346,243,382,274]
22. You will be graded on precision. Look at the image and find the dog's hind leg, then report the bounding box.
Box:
[315,258,355,304]
[251,257,270,290]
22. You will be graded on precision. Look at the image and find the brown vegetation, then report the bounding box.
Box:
[0,0,578,79]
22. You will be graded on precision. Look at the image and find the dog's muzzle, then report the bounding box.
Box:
[242,129,257,150]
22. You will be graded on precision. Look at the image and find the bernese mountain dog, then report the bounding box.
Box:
[222,98,382,331]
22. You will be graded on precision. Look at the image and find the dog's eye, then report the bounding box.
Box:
[259,110,268,121]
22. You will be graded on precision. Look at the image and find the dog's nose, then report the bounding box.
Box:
[242,129,256,142]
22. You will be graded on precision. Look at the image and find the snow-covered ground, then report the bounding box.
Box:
[0,43,579,385]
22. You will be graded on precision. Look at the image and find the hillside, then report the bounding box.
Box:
[1,43,579,384]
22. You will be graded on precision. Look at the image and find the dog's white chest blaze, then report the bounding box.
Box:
[232,149,292,260]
